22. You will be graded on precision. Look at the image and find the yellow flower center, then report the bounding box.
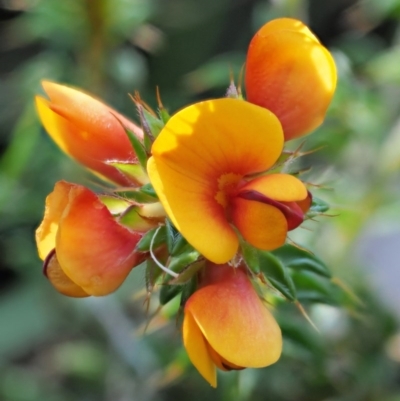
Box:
[214,173,243,209]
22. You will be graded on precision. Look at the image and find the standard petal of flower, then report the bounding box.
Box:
[36,81,143,185]
[246,20,337,141]
[148,157,239,264]
[43,250,89,298]
[187,264,282,368]
[36,180,72,260]
[232,197,287,250]
[183,309,217,387]
[148,99,284,264]
[241,174,308,202]
[55,185,143,296]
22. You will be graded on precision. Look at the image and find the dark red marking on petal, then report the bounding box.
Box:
[237,190,304,230]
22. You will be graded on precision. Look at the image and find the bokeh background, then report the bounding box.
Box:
[1,0,400,400]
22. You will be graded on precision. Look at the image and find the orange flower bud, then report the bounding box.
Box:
[36,181,144,296]
[35,81,144,185]
[183,263,282,387]
[245,18,337,141]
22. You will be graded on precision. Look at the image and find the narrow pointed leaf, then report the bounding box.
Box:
[140,183,158,198]
[124,127,148,170]
[258,251,297,301]
[136,226,167,252]
[272,244,331,278]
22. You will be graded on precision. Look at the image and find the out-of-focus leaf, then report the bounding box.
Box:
[272,244,332,278]
[258,251,297,301]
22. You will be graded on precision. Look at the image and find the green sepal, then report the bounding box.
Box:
[114,189,157,204]
[118,206,156,231]
[123,127,148,170]
[272,244,332,278]
[99,195,131,215]
[108,162,149,185]
[158,107,170,124]
[258,251,297,301]
[140,183,158,198]
[136,226,167,252]
[142,107,164,138]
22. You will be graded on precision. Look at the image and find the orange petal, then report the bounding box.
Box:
[241,174,307,202]
[246,18,337,141]
[186,264,282,369]
[43,250,89,298]
[55,183,144,296]
[183,309,217,387]
[148,99,284,264]
[232,197,287,250]
[36,81,143,185]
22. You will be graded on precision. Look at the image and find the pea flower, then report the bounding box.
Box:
[36,181,145,297]
[148,98,308,264]
[245,18,337,141]
[35,81,144,186]
[183,263,282,387]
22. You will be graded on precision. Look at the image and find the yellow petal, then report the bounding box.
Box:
[36,180,71,260]
[44,250,89,298]
[148,99,284,263]
[183,309,217,387]
[232,197,287,250]
[241,174,308,202]
[246,19,337,140]
[186,264,282,368]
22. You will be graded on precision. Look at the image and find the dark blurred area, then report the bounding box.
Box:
[1,0,400,400]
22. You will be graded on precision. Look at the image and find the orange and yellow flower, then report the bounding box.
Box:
[148,98,309,264]
[183,263,282,387]
[36,181,144,297]
[35,81,144,186]
[245,18,337,141]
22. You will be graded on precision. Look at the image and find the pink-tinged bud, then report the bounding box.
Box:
[35,81,144,186]
[183,263,282,387]
[36,181,144,296]
[245,18,337,141]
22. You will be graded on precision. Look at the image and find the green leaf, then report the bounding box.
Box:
[142,107,164,138]
[309,197,330,214]
[291,271,338,305]
[258,251,297,301]
[136,226,166,252]
[172,260,204,285]
[168,250,200,277]
[159,283,183,305]
[240,241,260,273]
[158,107,170,124]
[123,127,148,170]
[272,244,332,278]
[180,275,198,307]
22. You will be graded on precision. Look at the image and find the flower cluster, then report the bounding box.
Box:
[34,18,336,386]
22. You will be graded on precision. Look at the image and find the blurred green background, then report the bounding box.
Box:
[1,0,400,400]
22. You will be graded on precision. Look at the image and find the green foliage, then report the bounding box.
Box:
[2,0,400,400]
